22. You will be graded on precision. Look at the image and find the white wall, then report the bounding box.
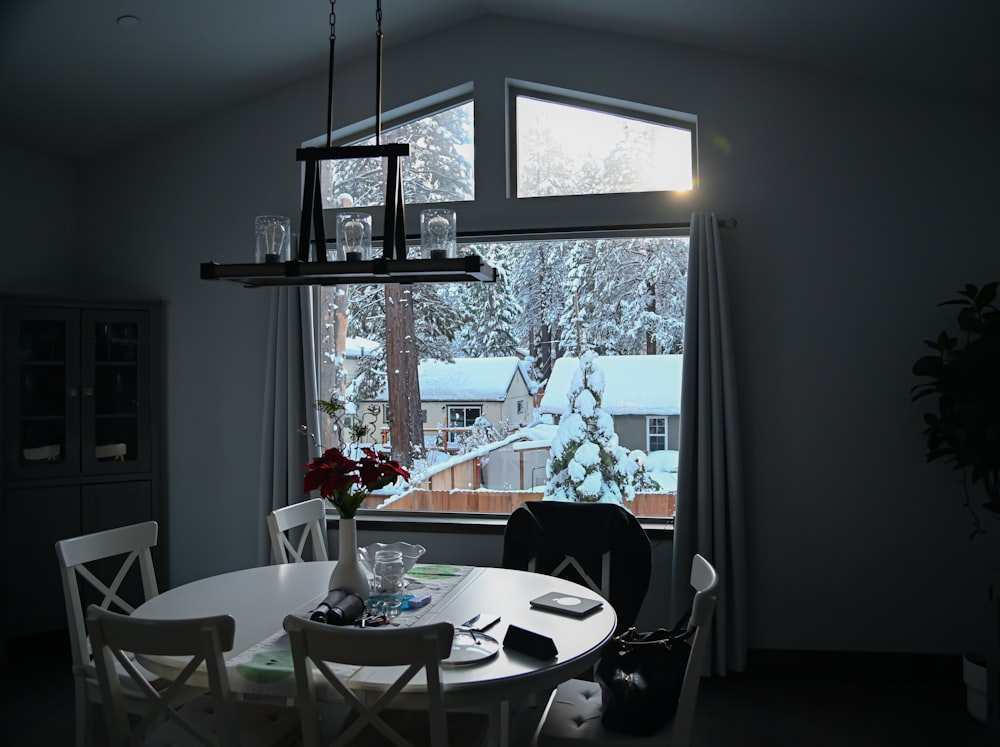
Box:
[11,16,998,655]
[0,140,79,295]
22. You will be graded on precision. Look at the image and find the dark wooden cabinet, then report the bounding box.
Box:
[1,298,164,637]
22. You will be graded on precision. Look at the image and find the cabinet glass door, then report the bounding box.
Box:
[5,307,81,477]
[81,310,150,474]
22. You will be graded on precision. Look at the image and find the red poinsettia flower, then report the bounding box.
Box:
[303,446,410,518]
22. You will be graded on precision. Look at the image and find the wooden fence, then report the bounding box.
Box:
[374,489,676,518]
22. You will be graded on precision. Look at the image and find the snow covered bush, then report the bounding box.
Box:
[458,415,514,454]
[544,351,656,504]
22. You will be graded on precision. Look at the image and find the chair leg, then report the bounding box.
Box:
[498,699,510,747]
[75,682,91,747]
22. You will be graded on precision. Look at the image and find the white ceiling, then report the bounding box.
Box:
[2,0,997,159]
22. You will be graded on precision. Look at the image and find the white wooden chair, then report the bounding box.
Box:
[283,615,490,747]
[87,605,301,747]
[533,553,719,747]
[267,497,329,563]
[56,520,200,747]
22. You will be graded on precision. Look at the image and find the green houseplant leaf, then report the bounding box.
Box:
[912,281,1000,528]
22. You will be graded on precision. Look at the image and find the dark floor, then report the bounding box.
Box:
[2,631,995,746]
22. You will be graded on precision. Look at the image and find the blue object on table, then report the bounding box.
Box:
[369,593,417,610]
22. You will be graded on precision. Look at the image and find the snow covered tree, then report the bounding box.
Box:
[544,351,656,504]
[454,243,522,357]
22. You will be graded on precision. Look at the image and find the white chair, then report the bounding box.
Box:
[87,605,302,747]
[533,553,719,747]
[283,615,490,747]
[267,497,329,563]
[56,520,199,747]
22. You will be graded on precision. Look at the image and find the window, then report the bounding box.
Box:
[510,82,695,198]
[647,416,667,452]
[447,406,481,446]
[313,83,694,522]
[320,97,474,208]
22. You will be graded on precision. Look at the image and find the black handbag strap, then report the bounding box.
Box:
[613,606,693,647]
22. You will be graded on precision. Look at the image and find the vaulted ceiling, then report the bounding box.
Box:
[2,0,997,159]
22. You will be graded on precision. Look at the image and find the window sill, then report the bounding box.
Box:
[326,510,673,537]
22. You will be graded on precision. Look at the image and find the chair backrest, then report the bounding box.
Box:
[502,501,651,632]
[671,553,719,747]
[55,521,160,676]
[86,605,239,747]
[267,498,329,564]
[284,615,454,747]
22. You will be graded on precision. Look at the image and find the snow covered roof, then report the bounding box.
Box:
[538,355,683,416]
[345,336,379,358]
[369,357,530,402]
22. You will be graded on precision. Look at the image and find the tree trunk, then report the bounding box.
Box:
[645,281,658,355]
[537,324,553,382]
[385,283,422,467]
[333,287,349,448]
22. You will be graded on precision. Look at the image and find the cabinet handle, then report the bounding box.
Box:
[68,387,79,398]
[82,387,94,397]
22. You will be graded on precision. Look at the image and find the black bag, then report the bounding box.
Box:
[595,617,694,736]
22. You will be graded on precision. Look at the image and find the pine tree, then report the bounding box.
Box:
[544,352,655,504]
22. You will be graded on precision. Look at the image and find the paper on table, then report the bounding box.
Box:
[407,564,464,578]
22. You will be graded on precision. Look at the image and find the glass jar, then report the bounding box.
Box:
[372,549,405,594]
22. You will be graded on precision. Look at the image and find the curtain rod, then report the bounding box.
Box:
[349,217,738,246]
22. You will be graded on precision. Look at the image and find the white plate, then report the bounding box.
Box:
[441,630,500,668]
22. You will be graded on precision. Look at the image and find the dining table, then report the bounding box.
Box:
[132,560,617,744]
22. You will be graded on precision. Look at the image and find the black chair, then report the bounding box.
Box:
[502,501,652,633]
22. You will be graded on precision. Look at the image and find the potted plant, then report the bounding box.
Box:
[911,280,1000,727]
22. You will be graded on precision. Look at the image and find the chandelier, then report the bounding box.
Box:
[201,0,495,287]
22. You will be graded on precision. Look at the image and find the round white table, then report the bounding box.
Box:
[133,562,617,709]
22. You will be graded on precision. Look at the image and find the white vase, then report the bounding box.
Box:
[329,516,369,598]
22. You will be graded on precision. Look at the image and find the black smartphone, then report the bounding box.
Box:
[461,612,501,631]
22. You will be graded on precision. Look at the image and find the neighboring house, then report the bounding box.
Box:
[538,354,682,453]
[360,357,536,448]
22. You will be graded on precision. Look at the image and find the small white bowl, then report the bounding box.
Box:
[358,542,427,576]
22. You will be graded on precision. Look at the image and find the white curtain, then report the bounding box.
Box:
[670,212,748,675]
[256,287,322,566]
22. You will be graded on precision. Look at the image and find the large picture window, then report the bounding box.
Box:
[312,83,695,521]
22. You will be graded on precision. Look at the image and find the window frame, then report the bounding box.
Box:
[506,79,698,200]
[308,80,690,528]
[305,82,476,216]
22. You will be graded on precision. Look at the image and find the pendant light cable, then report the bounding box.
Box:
[375,0,383,145]
[325,0,337,148]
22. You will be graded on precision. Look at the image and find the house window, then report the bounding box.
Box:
[510,81,695,198]
[516,400,525,414]
[647,417,667,452]
[448,406,481,427]
[447,406,481,445]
